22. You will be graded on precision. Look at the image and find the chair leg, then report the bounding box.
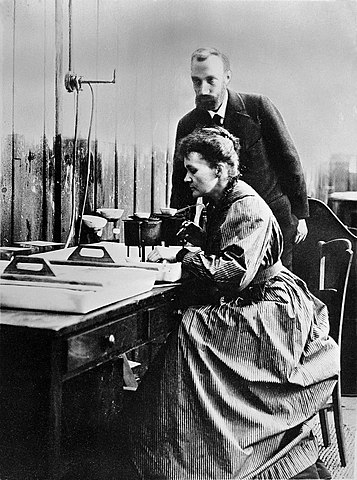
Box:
[332,384,347,467]
[319,407,331,447]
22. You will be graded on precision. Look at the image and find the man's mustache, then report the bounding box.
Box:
[195,95,217,110]
[196,94,214,104]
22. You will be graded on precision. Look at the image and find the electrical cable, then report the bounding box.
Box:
[77,82,95,244]
[68,0,72,72]
[64,90,79,248]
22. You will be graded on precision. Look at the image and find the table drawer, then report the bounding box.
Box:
[67,311,147,372]
[147,300,179,339]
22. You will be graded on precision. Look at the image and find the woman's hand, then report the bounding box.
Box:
[146,246,178,263]
[176,221,205,247]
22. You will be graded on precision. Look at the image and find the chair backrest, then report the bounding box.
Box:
[293,198,356,290]
[315,239,353,345]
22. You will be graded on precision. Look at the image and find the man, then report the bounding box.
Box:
[170,47,308,269]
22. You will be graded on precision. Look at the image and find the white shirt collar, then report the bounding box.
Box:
[208,90,228,119]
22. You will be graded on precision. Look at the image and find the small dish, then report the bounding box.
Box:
[82,215,107,230]
[160,207,177,216]
[133,212,151,219]
[96,208,124,221]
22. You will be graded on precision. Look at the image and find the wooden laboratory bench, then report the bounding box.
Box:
[0,284,181,480]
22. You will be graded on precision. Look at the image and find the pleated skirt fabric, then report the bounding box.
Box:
[124,269,339,479]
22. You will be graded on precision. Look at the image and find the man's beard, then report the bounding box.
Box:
[195,95,219,111]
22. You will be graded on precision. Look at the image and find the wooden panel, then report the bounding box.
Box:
[95,140,117,242]
[0,136,13,246]
[13,1,45,137]
[61,138,76,245]
[118,143,135,217]
[43,136,56,239]
[61,358,124,455]
[1,1,14,246]
[151,148,169,213]
[11,1,46,242]
[134,144,153,213]
[147,302,178,338]
[12,134,26,240]
[96,140,116,211]
[13,136,44,242]
[0,326,53,476]
[77,138,94,217]
[0,0,58,246]
[332,163,350,192]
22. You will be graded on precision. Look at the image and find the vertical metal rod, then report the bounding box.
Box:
[165,147,170,208]
[42,0,48,240]
[10,0,16,245]
[114,143,119,209]
[133,145,137,213]
[54,0,64,242]
[93,140,98,212]
[151,148,155,213]
[114,0,120,211]
[93,0,100,211]
[133,72,138,214]
[68,0,72,72]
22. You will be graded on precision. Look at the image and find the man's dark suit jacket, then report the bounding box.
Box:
[170,90,309,267]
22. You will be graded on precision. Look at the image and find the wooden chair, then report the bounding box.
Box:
[314,239,353,467]
[293,198,357,397]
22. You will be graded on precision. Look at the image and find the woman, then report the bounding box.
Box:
[122,127,339,479]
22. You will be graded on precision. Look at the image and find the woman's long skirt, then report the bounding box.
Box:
[124,271,339,479]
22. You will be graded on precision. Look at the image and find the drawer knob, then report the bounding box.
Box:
[101,334,116,351]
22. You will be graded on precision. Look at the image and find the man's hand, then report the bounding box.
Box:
[294,219,308,244]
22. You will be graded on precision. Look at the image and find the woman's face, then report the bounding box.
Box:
[183,152,218,198]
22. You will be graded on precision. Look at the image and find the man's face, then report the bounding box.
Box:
[191,55,231,111]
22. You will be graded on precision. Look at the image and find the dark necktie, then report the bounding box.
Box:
[212,114,224,126]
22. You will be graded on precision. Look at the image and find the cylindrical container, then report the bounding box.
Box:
[123,218,162,246]
[140,219,162,245]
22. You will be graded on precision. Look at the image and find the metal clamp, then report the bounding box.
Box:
[65,70,116,93]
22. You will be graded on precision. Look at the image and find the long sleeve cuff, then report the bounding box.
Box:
[176,248,190,263]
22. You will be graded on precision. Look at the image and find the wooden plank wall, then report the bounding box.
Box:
[1,0,58,245]
[1,0,355,248]
[0,0,172,247]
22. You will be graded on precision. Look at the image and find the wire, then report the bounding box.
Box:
[64,90,79,249]
[77,82,95,244]
[68,0,72,72]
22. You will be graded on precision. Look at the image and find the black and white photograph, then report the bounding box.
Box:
[0,1,356,479]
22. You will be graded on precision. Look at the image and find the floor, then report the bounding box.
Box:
[313,396,357,480]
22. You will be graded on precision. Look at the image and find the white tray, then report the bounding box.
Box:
[0,260,157,314]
